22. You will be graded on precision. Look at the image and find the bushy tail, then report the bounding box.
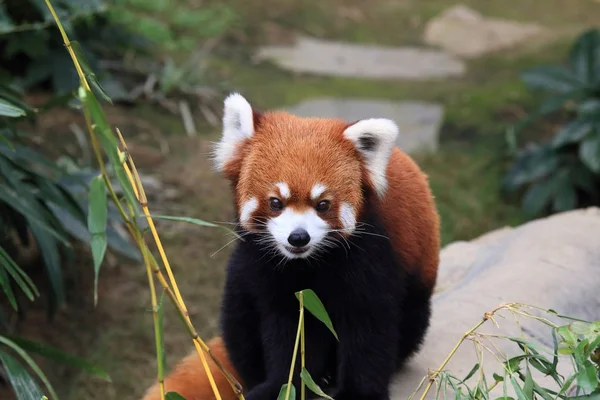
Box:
[141,336,241,400]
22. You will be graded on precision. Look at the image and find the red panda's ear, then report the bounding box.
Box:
[343,118,399,198]
[212,92,261,173]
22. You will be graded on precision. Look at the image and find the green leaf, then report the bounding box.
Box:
[577,361,599,393]
[552,169,577,212]
[521,180,554,217]
[552,118,594,147]
[88,174,108,307]
[580,132,600,172]
[165,392,187,400]
[0,245,40,302]
[0,98,26,118]
[0,336,59,400]
[5,335,110,382]
[0,348,45,400]
[493,373,505,383]
[461,363,480,382]
[295,289,338,341]
[78,87,138,215]
[509,376,529,400]
[277,383,296,400]
[523,367,534,400]
[579,100,600,115]
[521,66,582,93]
[0,258,17,310]
[300,367,334,400]
[569,28,600,85]
[70,41,113,104]
[29,222,66,308]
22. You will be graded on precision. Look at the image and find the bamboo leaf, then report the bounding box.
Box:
[300,367,334,400]
[0,245,39,302]
[0,258,17,310]
[0,336,59,400]
[29,223,65,308]
[5,335,111,382]
[88,176,107,306]
[0,98,26,117]
[0,348,45,400]
[146,214,239,237]
[277,383,296,400]
[295,289,338,341]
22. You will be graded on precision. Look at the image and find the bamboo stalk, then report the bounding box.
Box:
[286,293,305,400]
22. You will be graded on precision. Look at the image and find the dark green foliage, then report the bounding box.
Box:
[0,85,140,316]
[503,28,600,218]
[0,0,150,98]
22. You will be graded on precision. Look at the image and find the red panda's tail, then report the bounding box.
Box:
[141,336,241,400]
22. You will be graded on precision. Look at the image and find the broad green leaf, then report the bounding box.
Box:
[569,392,600,400]
[165,393,186,400]
[0,98,26,117]
[0,348,45,400]
[300,368,334,400]
[277,383,296,400]
[295,289,338,341]
[521,65,582,93]
[523,367,534,400]
[0,336,59,400]
[521,180,554,217]
[5,335,110,382]
[493,373,505,382]
[88,174,108,306]
[88,176,107,234]
[570,321,593,335]
[552,170,577,212]
[576,361,599,393]
[28,223,66,308]
[580,132,600,172]
[569,28,600,85]
[558,324,579,346]
[552,118,594,147]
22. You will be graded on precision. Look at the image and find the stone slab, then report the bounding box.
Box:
[424,4,546,58]
[286,98,444,154]
[255,35,466,80]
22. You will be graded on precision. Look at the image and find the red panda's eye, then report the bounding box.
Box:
[269,197,284,211]
[316,200,330,213]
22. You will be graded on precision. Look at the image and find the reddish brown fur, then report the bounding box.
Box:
[141,110,440,400]
[141,337,240,400]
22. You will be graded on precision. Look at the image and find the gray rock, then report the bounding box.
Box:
[255,35,466,80]
[286,98,444,153]
[424,4,546,58]
[389,207,600,399]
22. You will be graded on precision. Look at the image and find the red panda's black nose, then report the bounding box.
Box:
[288,229,311,247]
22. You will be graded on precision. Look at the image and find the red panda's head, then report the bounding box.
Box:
[212,93,399,260]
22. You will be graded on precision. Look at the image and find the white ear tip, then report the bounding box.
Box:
[224,92,250,111]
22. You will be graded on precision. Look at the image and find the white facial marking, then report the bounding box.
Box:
[239,197,258,227]
[339,202,356,232]
[213,93,254,171]
[310,183,327,200]
[275,182,291,199]
[343,118,398,198]
[267,208,329,259]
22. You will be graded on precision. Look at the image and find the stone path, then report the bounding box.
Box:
[255,4,548,153]
[255,35,467,80]
[287,98,443,154]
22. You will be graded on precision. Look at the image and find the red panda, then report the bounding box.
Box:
[141,93,440,400]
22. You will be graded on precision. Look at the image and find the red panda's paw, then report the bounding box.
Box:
[141,337,241,400]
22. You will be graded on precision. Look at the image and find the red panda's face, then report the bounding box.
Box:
[213,94,399,260]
